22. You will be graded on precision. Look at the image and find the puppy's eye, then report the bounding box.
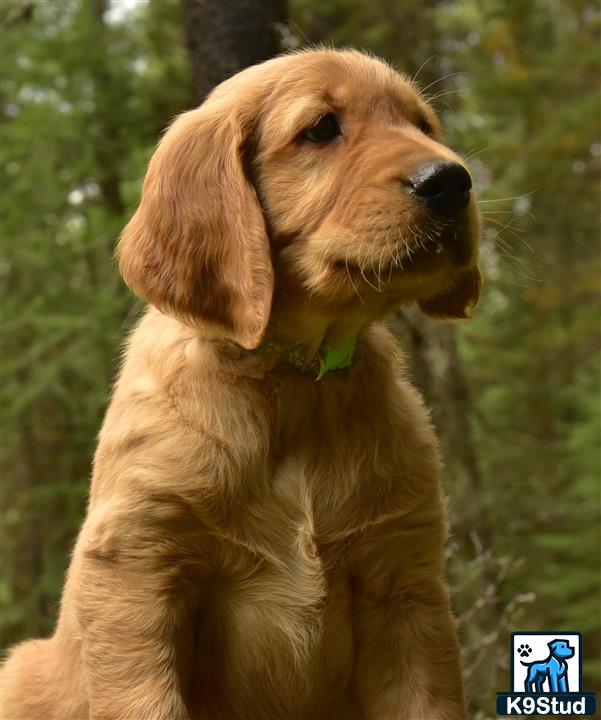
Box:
[303,113,341,144]
[418,118,434,136]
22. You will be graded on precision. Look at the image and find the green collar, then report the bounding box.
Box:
[256,337,356,381]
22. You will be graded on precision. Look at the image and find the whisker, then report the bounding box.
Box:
[345,247,365,304]
[381,242,390,287]
[385,230,396,282]
[410,55,438,87]
[370,246,384,292]
[360,254,381,293]
[355,235,382,293]
[494,232,537,261]
[463,145,493,161]
[483,216,527,238]
[483,216,525,234]
[478,188,539,204]
[418,71,465,97]
[289,21,310,45]
[494,251,544,284]
[426,99,455,114]
[376,242,388,291]
[488,216,533,247]
[424,88,461,104]
[487,227,530,253]
[393,230,403,269]
[486,222,543,283]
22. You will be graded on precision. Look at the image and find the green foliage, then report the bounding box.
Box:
[440,0,601,693]
[1,0,190,643]
[2,1,599,716]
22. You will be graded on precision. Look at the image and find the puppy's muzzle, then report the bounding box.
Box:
[407,161,472,217]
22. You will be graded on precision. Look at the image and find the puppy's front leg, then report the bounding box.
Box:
[71,511,192,720]
[350,509,465,720]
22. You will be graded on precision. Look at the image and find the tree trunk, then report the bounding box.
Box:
[181,0,287,103]
[90,0,125,217]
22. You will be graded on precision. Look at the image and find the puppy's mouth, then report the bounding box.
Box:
[331,224,473,279]
[401,224,474,270]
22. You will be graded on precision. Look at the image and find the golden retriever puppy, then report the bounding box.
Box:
[2,49,480,720]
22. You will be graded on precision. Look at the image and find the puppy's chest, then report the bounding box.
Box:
[193,380,409,715]
[197,450,365,717]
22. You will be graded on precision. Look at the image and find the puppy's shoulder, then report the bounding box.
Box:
[359,322,420,400]
[92,308,271,501]
[360,322,408,375]
[114,307,264,419]
[356,322,436,439]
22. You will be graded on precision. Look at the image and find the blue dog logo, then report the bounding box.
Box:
[497,631,597,715]
[520,639,575,693]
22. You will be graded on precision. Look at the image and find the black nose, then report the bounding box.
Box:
[408,161,472,216]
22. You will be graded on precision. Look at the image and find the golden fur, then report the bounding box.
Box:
[2,49,480,720]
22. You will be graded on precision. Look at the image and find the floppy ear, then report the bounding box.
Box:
[117,100,273,350]
[418,267,482,320]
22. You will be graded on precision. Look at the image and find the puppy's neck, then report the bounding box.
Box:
[265,293,368,362]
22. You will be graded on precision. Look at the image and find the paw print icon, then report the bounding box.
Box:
[518,644,532,658]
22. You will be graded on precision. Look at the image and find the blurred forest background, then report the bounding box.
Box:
[1,0,599,716]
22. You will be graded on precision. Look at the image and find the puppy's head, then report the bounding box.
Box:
[118,49,481,349]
